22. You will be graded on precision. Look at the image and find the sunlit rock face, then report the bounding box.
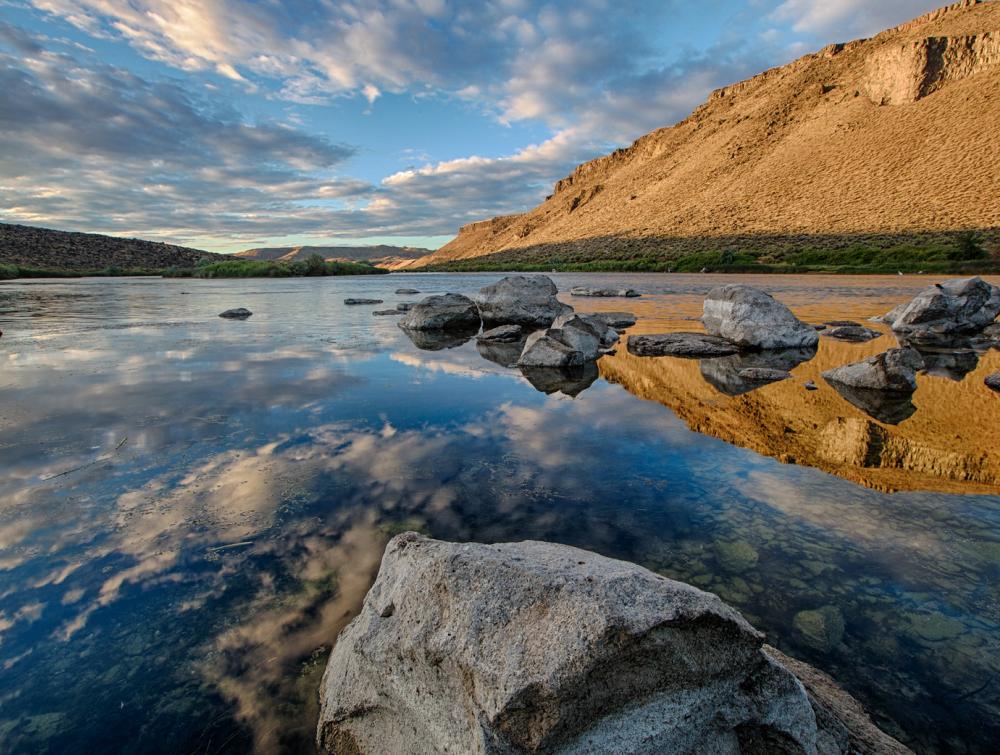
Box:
[317,534,905,755]
[702,285,819,350]
[882,277,1000,340]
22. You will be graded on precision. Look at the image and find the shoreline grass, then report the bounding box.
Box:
[0,256,389,280]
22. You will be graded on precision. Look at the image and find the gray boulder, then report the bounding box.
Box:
[478,324,523,343]
[986,373,1000,393]
[218,308,252,319]
[880,277,1000,338]
[590,312,637,330]
[627,332,740,358]
[822,348,924,393]
[570,286,640,298]
[398,293,481,331]
[822,326,882,343]
[476,275,572,327]
[317,534,908,755]
[702,285,819,350]
[552,313,619,349]
[518,329,591,368]
[344,298,383,305]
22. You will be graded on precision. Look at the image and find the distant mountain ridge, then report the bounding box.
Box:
[235,244,431,270]
[0,222,218,271]
[416,0,1000,269]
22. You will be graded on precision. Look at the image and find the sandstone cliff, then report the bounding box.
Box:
[419,1,1000,268]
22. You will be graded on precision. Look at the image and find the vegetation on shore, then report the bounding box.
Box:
[0,255,388,280]
[421,235,999,275]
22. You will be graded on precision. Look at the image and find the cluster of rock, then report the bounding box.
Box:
[397,276,632,373]
[317,533,910,755]
[877,276,1000,343]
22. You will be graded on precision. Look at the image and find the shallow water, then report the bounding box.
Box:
[0,273,998,754]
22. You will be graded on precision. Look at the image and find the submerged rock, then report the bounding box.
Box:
[476,275,571,327]
[317,534,908,755]
[793,606,846,652]
[218,308,252,319]
[627,332,740,358]
[880,276,1000,339]
[822,325,882,343]
[702,285,819,350]
[344,298,383,305]
[478,324,523,343]
[395,288,420,294]
[398,293,481,331]
[570,286,640,298]
[986,373,1000,393]
[821,348,924,393]
[372,309,404,316]
[590,311,637,330]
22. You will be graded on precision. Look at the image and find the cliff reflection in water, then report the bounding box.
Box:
[600,337,1000,494]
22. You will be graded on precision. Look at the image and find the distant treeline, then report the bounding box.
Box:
[422,233,1000,274]
[0,255,389,280]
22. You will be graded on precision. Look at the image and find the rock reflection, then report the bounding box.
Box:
[398,325,478,351]
[519,363,600,397]
[824,382,917,425]
[476,337,526,368]
[910,346,982,382]
[700,346,817,396]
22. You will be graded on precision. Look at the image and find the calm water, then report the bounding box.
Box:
[0,274,998,754]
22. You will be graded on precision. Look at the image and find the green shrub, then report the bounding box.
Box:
[0,263,19,280]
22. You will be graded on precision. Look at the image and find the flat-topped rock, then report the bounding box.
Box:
[822,348,924,393]
[590,311,637,329]
[880,277,1000,339]
[398,293,481,331]
[372,309,404,316]
[344,298,383,305]
[822,325,882,342]
[570,286,640,298]
[395,288,420,294]
[476,275,571,327]
[627,332,740,358]
[318,534,909,755]
[702,285,819,350]
[478,324,523,343]
[218,308,252,319]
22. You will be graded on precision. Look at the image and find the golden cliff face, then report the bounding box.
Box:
[574,274,1000,494]
[421,0,1000,266]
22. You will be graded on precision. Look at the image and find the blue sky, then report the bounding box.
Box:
[0,0,944,253]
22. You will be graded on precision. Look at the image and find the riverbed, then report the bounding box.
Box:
[0,273,997,754]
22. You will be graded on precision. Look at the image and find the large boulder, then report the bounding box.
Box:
[821,348,924,393]
[880,277,1000,340]
[702,285,819,350]
[476,276,572,327]
[318,534,908,755]
[399,293,481,331]
[517,314,616,368]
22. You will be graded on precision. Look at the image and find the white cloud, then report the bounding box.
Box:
[770,0,945,39]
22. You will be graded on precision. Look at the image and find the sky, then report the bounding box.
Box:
[0,0,946,253]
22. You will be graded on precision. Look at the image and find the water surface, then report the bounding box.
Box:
[0,274,998,754]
